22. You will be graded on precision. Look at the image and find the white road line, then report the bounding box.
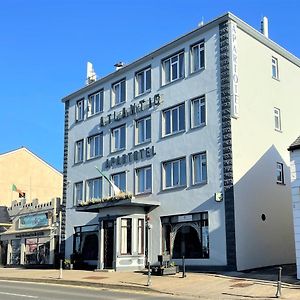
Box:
[0,291,38,298]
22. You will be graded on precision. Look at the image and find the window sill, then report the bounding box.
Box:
[160,77,184,89]
[161,129,185,140]
[110,148,126,155]
[190,123,206,131]
[86,155,103,162]
[73,161,84,166]
[188,67,205,78]
[272,76,280,82]
[275,129,283,133]
[134,90,151,100]
[111,101,126,110]
[135,140,151,148]
[191,181,208,188]
[161,185,187,193]
[87,111,103,120]
[135,191,152,197]
[276,182,285,186]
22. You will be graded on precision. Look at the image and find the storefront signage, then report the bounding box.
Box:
[19,213,48,229]
[16,232,45,238]
[100,94,161,127]
[230,21,239,118]
[105,146,156,169]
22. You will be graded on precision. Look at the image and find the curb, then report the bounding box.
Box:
[0,277,166,295]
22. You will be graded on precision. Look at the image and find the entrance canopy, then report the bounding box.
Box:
[76,197,160,213]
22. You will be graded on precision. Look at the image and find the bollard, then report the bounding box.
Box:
[147,262,152,286]
[275,266,282,298]
[59,259,63,279]
[182,256,186,278]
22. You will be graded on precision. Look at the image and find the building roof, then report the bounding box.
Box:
[0,147,62,176]
[62,11,300,102]
[288,136,300,151]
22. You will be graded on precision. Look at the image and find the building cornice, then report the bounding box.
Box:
[61,12,300,103]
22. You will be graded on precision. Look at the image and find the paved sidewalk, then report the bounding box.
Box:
[0,267,299,299]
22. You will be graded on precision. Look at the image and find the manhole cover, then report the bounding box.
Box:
[83,276,108,280]
[230,282,254,288]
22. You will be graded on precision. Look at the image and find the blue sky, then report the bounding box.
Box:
[0,0,299,172]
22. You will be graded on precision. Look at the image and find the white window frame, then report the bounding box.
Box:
[162,157,186,189]
[163,103,185,136]
[111,172,126,193]
[86,177,102,200]
[191,96,206,128]
[274,107,281,131]
[135,116,151,145]
[74,182,83,206]
[137,219,144,254]
[191,41,205,73]
[192,152,207,185]
[112,79,126,106]
[272,57,279,79]
[276,162,284,184]
[76,99,84,122]
[87,133,103,160]
[88,90,103,117]
[135,67,151,96]
[111,124,126,152]
[120,218,132,255]
[74,139,84,163]
[162,52,184,85]
[135,165,152,195]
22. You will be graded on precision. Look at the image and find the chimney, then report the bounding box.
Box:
[114,62,125,71]
[261,16,269,38]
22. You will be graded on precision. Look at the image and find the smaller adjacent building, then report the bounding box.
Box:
[288,136,300,279]
[0,198,61,267]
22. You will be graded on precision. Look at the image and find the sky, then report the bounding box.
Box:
[0,0,299,172]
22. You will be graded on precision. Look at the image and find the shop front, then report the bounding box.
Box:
[0,198,61,267]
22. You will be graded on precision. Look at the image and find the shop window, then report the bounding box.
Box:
[161,212,209,259]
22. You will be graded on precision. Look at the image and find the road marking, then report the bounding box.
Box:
[0,291,38,298]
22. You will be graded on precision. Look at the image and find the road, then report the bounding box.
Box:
[0,280,188,300]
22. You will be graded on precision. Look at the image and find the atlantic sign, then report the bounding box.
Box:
[100,94,162,127]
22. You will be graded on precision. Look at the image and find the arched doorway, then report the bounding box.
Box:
[172,225,202,259]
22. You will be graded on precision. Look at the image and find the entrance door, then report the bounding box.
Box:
[103,220,114,269]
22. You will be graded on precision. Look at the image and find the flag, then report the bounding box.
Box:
[12,184,25,196]
[95,166,122,196]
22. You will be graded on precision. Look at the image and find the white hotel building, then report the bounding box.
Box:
[61,12,300,271]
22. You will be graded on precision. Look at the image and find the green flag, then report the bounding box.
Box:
[95,166,122,195]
